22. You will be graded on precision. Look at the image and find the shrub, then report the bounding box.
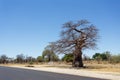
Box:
[92,52,111,61]
[37,56,43,62]
[110,54,120,63]
[62,54,73,62]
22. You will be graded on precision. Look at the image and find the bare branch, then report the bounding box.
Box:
[54,20,99,55]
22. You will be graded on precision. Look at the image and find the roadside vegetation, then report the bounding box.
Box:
[0,51,120,72]
[0,51,120,65]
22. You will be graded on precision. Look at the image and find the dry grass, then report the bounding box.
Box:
[1,61,120,73]
[29,61,120,73]
[83,61,120,73]
[34,61,120,73]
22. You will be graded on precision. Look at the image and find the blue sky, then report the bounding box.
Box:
[0,0,120,58]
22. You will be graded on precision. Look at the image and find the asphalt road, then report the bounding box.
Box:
[0,66,107,80]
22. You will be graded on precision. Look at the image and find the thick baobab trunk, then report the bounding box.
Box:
[72,49,83,67]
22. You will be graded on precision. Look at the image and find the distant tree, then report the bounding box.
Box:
[52,54,59,61]
[37,56,43,62]
[42,43,59,62]
[0,54,8,64]
[54,20,99,67]
[110,54,120,63]
[26,56,36,63]
[16,54,25,63]
[92,53,101,59]
[103,51,111,61]
[42,49,59,62]
[42,49,53,62]
[83,54,90,61]
[62,53,73,62]
[93,51,111,61]
[100,53,108,60]
[7,57,14,63]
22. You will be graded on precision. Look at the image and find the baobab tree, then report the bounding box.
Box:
[54,20,99,67]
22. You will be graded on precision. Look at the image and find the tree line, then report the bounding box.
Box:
[1,51,120,64]
[92,51,120,63]
[0,50,59,64]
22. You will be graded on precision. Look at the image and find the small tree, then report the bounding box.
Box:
[16,54,25,63]
[26,56,36,63]
[37,56,43,62]
[62,54,73,62]
[42,49,54,62]
[0,54,8,64]
[93,52,111,61]
[103,51,111,61]
[42,44,59,62]
[92,53,101,59]
[110,54,120,63]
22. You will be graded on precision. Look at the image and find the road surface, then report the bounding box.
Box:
[0,66,107,80]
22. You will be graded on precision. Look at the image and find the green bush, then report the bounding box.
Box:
[92,52,111,61]
[29,61,33,65]
[93,52,120,64]
[110,54,120,63]
[62,54,73,62]
[37,56,43,62]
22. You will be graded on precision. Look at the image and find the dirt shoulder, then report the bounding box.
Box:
[1,64,120,80]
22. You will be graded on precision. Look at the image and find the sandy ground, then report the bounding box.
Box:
[1,64,120,80]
